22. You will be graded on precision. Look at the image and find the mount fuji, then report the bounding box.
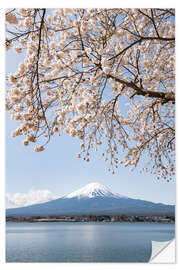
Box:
[6,182,175,217]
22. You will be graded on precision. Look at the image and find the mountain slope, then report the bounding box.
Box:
[6,183,175,217]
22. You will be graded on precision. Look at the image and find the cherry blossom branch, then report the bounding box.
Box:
[6,8,175,178]
[107,74,175,103]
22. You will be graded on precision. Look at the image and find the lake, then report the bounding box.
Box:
[6,222,175,262]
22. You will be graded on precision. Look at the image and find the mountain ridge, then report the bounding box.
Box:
[6,182,175,217]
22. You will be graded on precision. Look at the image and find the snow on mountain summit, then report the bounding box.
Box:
[64,182,126,199]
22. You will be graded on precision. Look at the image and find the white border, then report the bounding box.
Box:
[0,7,5,265]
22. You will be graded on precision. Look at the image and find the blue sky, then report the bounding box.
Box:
[5,20,175,206]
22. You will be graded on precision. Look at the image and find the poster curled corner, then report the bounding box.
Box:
[150,239,175,263]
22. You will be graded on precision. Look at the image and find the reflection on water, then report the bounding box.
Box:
[6,222,175,262]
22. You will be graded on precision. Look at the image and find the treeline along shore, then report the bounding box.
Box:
[6,215,175,223]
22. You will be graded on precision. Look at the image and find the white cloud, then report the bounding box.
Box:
[6,189,55,208]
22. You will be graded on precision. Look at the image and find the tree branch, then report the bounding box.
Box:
[107,74,175,103]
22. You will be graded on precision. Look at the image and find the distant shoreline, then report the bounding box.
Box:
[6,215,175,223]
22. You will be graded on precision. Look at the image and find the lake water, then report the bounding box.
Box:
[6,222,175,263]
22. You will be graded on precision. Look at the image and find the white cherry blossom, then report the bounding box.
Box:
[6,8,175,180]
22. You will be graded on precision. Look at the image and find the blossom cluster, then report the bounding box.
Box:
[6,8,175,180]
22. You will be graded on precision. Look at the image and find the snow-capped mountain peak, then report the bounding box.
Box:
[6,182,175,217]
[64,182,125,199]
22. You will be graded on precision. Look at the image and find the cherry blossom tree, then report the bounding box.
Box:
[5,8,175,180]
